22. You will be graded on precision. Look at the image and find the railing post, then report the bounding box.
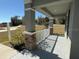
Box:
[7,23,11,42]
[49,17,54,35]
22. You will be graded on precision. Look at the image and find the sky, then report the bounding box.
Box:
[0,0,45,23]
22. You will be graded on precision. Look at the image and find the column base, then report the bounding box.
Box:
[50,27,53,35]
[23,31,37,50]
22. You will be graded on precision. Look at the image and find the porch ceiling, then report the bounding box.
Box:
[35,0,72,18]
[24,0,72,18]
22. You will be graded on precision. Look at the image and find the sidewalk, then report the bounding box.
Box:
[0,44,18,59]
[0,26,18,32]
[0,35,71,59]
[53,36,71,59]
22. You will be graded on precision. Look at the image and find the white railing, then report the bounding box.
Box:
[36,29,49,44]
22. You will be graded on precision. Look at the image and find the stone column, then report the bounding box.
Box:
[68,0,79,59]
[23,0,37,50]
[23,1,35,32]
[23,31,37,50]
[49,17,54,35]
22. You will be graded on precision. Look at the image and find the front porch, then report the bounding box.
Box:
[9,0,71,58]
[0,35,71,59]
[1,0,79,58]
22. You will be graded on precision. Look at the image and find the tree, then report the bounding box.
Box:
[44,17,49,27]
[36,17,49,28]
[1,22,7,27]
[11,16,22,26]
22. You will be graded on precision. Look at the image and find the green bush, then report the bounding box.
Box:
[11,29,24,46]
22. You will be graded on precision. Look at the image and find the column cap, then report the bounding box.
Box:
[24,0,32,4]
[23,31,36,35]
[25,8,35,11]
[49,17,54,19]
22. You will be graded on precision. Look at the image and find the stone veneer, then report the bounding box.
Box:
[23,31,37,50]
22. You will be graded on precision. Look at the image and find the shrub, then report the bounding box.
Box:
[11,29,24,46]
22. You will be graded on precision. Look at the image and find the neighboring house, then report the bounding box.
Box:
[0,23,6,30]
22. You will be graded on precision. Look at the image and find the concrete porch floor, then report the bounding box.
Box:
[0,35,71,59]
